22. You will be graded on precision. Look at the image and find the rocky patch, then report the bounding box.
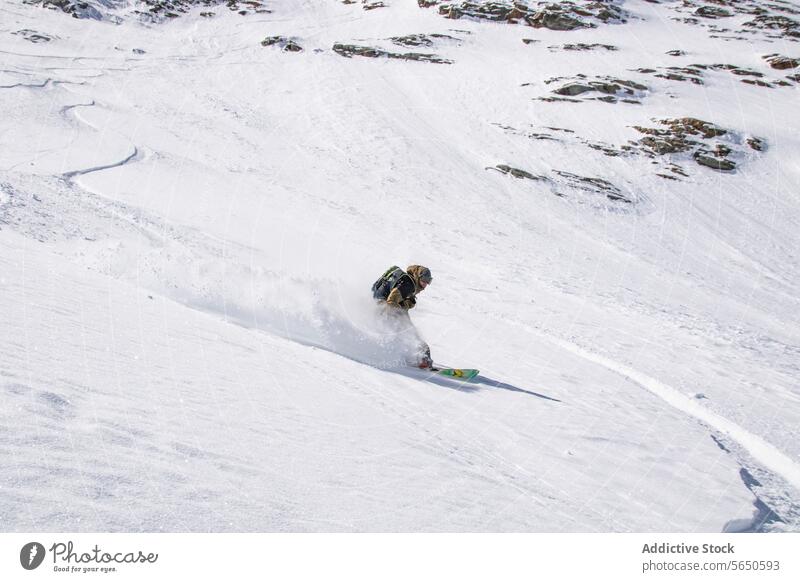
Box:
[419,0,628,30]
[553,170,632,202]
[491,164,548,180]
[23,0,105,20]
[743,13,800,40]
[631,117,763,173]
[548,42,618,51]
[534,74,647,104]
[763,53,799,69]
[667,0,800,42]
[391,33,461,47]
[492,118,764,180]
[363,0,387,10]
[261,36,303,52]
[332,43,453,64]
[24,0,270,21]
[11,29,56,43]
[694,5,733,19]
[636,62,791,88]
[635,66,705,85]
[489,164,634,205]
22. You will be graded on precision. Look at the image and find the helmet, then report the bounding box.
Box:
[407,265,432,286]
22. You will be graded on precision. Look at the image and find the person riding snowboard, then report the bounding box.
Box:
[371,265,433,368]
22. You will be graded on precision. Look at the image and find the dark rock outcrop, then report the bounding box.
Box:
[695,6,732,19]
[630,118,758,173]
[261,36,303,52]
[424,0,627,30]
[12,29,56,43]
[544,75,648,103]
[391,33,459,47]
[332,43,453,64]
[553,170,632,202]
[743,13,800,39]
[763,54,799,70]
[24,0,271,21]
[550,42,618,51]
[492,164,548,180]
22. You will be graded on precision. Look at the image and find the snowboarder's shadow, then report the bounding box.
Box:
[401,370,561,402]
[474,375,562,402]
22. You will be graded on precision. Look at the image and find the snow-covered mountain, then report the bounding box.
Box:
[1,0,799,532]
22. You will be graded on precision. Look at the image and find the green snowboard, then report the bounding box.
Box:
[431,367,479,380]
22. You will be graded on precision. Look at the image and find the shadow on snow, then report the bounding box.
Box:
[395,369,562,402]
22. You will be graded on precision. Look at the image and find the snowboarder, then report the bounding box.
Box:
[371,265,433,368]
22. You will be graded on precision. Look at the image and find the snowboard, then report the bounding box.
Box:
[430,367,479,380]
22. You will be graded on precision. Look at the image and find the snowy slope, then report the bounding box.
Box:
[1,0,799,531]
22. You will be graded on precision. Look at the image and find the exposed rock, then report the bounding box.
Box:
[554,83,595,96]
[425,1,627,30]
[548,76,648,103]
[363,1,386,10]
[553,170,632,203]
[391,33,459,47]
[536,96,582,102]
[635,66,705,85]
[763,54,799,69]
[666,49,686,56]
[24,0,104,20]
[522,38,540,44]
[694,153,736,171]
[741,78,773,87]
[438,1,521,22]
[630,118,761,173]
[493,164,547,180]
[25,0,271,21]
[284,40,303,52]
[695,6,732,19]
[529,8,593,30]
[11,29,55,43]
[703,63,763,77]
[491,123,561,141]
[489,165,632,205]
[743,13,800,39]
[262,36,304,52]
[586,141,625,156]
[638,62,780,86]
[332,43,454,64]
[550,42,618,51]
[636,118,727,141]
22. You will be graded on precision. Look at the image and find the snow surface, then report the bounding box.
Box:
[1,0,799,531]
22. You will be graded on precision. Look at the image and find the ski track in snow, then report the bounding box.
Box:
[62,146,141,181]
[535,327,800,494]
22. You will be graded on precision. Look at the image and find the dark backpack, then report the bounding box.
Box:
[371,266,412,301]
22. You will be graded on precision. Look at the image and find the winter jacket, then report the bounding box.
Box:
[382,265,431,311]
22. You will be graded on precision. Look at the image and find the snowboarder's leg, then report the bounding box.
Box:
[417,342,433,369]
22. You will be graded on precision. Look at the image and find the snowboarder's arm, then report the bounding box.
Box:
[387,287,415,309]
[386,276,417,309]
